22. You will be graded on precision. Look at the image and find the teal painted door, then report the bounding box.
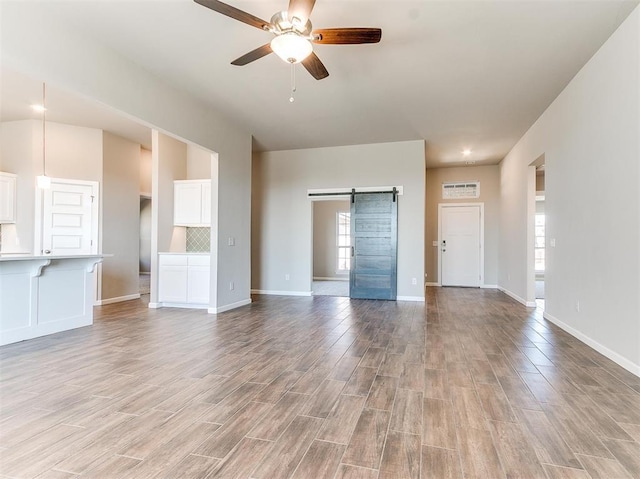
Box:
[350,192,398,300]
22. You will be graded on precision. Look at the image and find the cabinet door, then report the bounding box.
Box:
[201,181,211,226]
[187,265,210,304]
[0,173,17,224]
[174,182,202,226]
[158,266,188,303]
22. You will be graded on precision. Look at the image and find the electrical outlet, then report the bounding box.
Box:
[228,237,235,246]
[229,281,234,291]
[550,238,556,247]
[285,274,290,281]
[412,278,417,285]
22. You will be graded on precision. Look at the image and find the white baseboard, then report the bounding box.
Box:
[148,302,161,309]
[158,302,209,310]
[425,282,441,287]
[313,277,349,281]
[481,284,498,289]
[209,298,252,314]
[397,296,425,302]
[498,286,536,307]
[543,311,640,377]
[251,289,313,297]
[95,293,140,306]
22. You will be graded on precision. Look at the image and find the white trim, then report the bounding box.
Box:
[95,293,140,306]
[251,289,313,297]
[425,282,441,287]
[543,311,640,378]
[209,298,252,314]
[498,286,537,307]
[397,296,425,302]
[148,302,162,309]
[307,186,404,198]
[313,277,349,282]
[438,203,485,287]
[481,284,498,289]
[158,302,209,309]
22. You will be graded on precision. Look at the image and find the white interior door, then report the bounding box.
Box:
[440,204,482,287]
[41,179,98,255]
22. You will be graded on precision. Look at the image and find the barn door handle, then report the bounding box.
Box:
[351,246,354,257]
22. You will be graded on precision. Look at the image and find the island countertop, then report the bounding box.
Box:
[0,253,109,262]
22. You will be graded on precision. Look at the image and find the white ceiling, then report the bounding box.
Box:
[1,0,638,167]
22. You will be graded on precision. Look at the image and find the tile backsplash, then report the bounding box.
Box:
[186,227,210,252]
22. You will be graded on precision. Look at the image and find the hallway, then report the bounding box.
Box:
[1,289,639,478]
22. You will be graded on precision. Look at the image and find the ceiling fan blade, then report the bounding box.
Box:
[287,0,316,24]
[312,28,382,44]
[194,0,270,30]
[301,52,329,80]
[231,44,273,66]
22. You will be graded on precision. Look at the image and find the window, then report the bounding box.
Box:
[337,211,351,272]
[535,213,545,272]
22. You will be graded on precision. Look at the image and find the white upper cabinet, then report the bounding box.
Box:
[0,172,17,224]
[173,179,211,226]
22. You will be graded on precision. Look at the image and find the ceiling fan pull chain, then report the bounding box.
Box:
[289,62,296,103]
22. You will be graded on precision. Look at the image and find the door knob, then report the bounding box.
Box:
[44,250,51,254]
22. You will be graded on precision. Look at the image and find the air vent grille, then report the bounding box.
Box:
[442,182,480,199]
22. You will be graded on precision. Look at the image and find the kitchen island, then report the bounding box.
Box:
[0,254,105,346]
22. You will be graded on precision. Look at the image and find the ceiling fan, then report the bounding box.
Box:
[194,0,382,80]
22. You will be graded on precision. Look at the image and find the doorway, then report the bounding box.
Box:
[139,196,151,295]
[528,154,546,309]
[312,199,350,297]
[438,203,483,287]
[534,165,545,307]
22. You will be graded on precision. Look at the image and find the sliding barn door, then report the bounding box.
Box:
[350,192,397,300]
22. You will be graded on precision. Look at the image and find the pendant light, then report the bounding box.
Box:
[36,83,51,189]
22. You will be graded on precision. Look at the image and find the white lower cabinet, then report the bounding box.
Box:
[158,254,210,307]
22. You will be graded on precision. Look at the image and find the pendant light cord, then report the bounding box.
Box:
[42,83,46,177]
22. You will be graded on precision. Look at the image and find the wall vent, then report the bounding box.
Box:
[442,181,480,199]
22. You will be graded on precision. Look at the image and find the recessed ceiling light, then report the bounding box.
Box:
[31,104,47,113]
[462,149,472,157]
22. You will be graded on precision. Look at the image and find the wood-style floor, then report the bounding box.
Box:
[1,288,640,478]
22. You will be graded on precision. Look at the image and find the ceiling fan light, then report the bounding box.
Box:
[270,33,312,64]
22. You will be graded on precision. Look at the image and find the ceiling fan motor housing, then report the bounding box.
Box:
[270,11,313,37]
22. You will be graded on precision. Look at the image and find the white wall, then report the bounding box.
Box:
[0,120,38,254]
[102,131,141,302]
[2,3,252,312]
[252,140,426,299]
[140,147,152,197]
[187,144,212,180]
[313,200,350,280]
[0,120,103,254]
[499,6,640,373]
[425,165,500,286]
